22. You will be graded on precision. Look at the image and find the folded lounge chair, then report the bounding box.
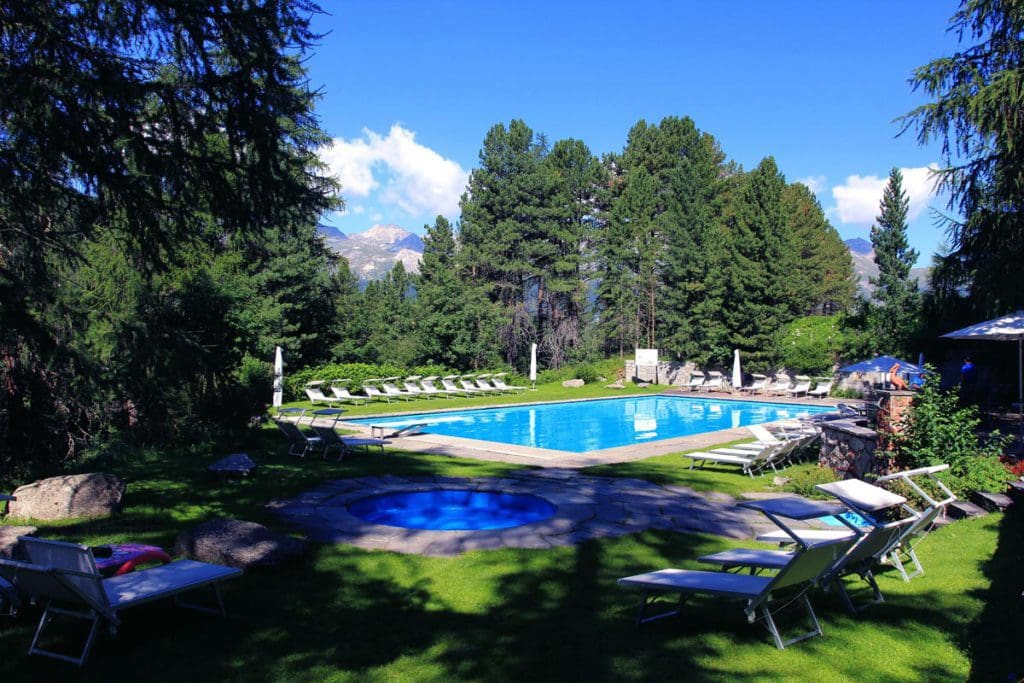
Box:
[873,464,955,581]
[0,537,241,666]
[618,535,855,649]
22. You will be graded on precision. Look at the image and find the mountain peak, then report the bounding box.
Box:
[844,237,873,255]
[358,224,412,244]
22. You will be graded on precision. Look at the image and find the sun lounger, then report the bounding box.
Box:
[419,376,455,398]
[361,382,393,403]
[304,381,344,407]
[874,464,955,581]
[491,373,526,393]
[459,375,494,394]
[475,373,515,394]
[685,440,787,477]
[685,370,706,392]
[618,535,856,649]
[401,376,436,399]
[1,537,241,666]
[766,374,793,396]
[785,375,813,397]
[441,376,478,396]
[310,425,388,459]
[739,374,769,393]
[700,371,725,393]
[380,378,414,401]
[329,379,367,405]
[807,379,834,398]
[274,419,322,458]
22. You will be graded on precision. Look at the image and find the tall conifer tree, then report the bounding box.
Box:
[869,168,920,356]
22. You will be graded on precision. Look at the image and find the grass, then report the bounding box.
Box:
[1,426,1020,681]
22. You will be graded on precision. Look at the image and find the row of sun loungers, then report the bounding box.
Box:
[619,465,955,649]
[682,370,833,397]
[685,423,821,477]
[305,374,526,406]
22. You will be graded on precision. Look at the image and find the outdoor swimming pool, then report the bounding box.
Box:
[350,395,833,453]
[348,489,557,530]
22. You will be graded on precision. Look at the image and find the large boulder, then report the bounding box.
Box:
[0,526,37,559]
[8,473,125,521]
[174,518,306,569]
[562,379,585,388]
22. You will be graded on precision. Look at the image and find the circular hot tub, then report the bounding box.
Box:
[348,489,557,530]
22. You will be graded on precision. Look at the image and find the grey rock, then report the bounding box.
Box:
[8,473,125,521]
[0,526,37,559]
[208,453,258,476]
[174,518,306,569]
[562,379,585,388]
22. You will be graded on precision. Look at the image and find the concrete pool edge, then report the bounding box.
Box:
[321,392,840,468]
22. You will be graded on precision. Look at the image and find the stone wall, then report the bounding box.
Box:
[819,420,885,479]
[625,360,695,385]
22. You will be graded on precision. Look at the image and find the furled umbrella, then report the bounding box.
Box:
[732,349,742,389]
[273,346,284,408]
[941,310,1024,437]
[529,343,538,391]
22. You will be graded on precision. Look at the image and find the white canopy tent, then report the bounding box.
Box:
[941,310,1024,436]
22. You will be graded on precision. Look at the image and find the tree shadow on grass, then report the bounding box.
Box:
[964,506,1024,682]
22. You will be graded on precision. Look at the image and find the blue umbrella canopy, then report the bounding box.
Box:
[839,355,923,374]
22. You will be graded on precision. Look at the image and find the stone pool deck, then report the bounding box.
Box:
[267,469,823,557]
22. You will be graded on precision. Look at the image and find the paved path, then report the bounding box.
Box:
[268,470,801,557]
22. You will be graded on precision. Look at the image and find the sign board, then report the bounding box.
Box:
[635,348,659,366]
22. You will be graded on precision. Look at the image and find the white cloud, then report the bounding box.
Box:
[796,175,827,194]
[350,205,366,215]
[319,125,469,217]
[831,164,939,225]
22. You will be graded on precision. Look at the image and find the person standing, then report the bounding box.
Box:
[960,357,977,402]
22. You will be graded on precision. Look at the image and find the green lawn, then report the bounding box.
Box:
[0,427,1020,681]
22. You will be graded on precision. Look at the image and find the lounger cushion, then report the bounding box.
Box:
[618,568,771,598]
[687,452,755,465]
[104,560,241,609]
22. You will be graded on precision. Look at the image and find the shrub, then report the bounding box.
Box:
[890,372,1014,496]
[783,466,840,500]
[286,362,407,400]
[774,315,845,375]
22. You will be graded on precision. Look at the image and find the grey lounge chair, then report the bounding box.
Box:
[700,370,725,393]
[274,419,322,458]
[739,374,769,393]
[0,537,241,666]
[785,375,813,397]
[618,535,855,649]
[310,424,388,459]
[684,370,706,392]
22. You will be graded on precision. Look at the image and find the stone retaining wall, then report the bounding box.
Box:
[625,360,695,385]
[819,420,886,479]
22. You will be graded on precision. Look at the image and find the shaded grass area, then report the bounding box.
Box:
[0,428,1019,681]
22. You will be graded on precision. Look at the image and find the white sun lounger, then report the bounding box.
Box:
[491,373,526,393]
[807,379,834,398]
[785,375,813,397]
[304,381,344,407]
[380,378,414,401]
[873,464,955,581]
[361,382,393,403]
[329,379,367,405]
[1,537,241,666]
[700,370,725,393]
[739,374,769,393]
[685,370,706,392]
[441,376,478,396]
[618,535,855,649]
[766,374,793,395]
[686,440,788,477]
[418,376,455,398]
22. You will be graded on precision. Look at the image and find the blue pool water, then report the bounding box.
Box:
[348,490,557,530]
[821,510,873,527]
[350,396,832,453]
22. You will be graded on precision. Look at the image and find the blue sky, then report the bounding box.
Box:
[308,1,963,264]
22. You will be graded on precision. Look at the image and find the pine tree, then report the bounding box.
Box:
[869,168,921,357]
